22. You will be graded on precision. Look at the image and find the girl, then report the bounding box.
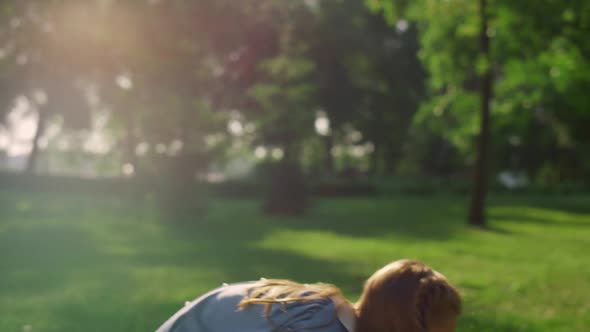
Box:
[156,259,461,332]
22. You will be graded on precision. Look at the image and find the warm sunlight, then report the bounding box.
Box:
[0,1,588,332]
[5,97,36,156]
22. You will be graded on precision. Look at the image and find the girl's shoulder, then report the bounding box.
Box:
[157,281,354,332]
[156,281,256,332]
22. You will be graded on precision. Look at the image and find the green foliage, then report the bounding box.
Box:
[368,0,590,180]
[364,0,409,25]
[313,0,427,174]
[248,10,317,160]
[1,0,589,181]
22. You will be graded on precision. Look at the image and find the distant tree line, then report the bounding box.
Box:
[0,0,588,223]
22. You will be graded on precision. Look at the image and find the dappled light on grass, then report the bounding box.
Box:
[236,198,589,331]
[0,191,589,331]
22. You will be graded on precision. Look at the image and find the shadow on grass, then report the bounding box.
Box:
[129,203,369,293]
[271,197,471,241]
[2,191,587,332]
[489,206,590,228]
[0,193,370,331]
[518,195,590,215]
[292,195,589,240]
[0,223,107,303]
[47,228,368,331]
[488,194,590,221]
[470,224,514,235]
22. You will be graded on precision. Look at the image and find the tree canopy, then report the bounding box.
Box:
[0,0,588,216]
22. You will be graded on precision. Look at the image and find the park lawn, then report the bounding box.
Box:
[0,190,589,332]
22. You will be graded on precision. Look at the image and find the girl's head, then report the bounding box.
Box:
[356,259,461,332]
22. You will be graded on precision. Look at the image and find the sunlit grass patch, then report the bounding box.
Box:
[0,191,588,331]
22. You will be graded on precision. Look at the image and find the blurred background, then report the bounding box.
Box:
[0,0,588,331]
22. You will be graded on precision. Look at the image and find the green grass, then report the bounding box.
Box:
[1,190,589,332]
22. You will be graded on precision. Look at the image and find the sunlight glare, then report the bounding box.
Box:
[0,132,8,150]
[83,133,110,155]
[10,17,21,29]
[9,113,36,140]
[135,142,150,156]
[32,89,48,105]
[168,140,183,156]
[115,74,133,90]
[228,119,244,136]
[271,148,284,160]
[349,130,362,143]
[315,111,330,136]
[350,145,366,158]
[122,163,135,176]
[254,146,267,159]
[396,20,409,33]
[5,97,36,156]
[16,54,28,65]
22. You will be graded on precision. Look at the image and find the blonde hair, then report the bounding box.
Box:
[238,259,461,332]
[239,279,343,309]
[356,259,462,332]
[238,279,344,330]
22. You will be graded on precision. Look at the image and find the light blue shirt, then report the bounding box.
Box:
[156,282,354,332]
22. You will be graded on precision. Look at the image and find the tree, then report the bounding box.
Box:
[247,3,317,215]
[0,1,94,174]
[312,0,426,175]
[490,0,590,183]
[468,0,492,227]
[368,0,590,225]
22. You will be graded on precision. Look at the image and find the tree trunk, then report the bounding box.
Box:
[25,108,48,174]
[282,134,301,165]
[468,0,492,227]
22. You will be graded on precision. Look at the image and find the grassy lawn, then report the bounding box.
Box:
[0,190,589,332]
